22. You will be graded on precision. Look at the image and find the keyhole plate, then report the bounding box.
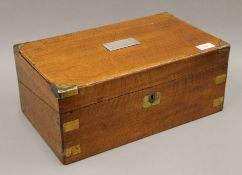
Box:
[143,92,161,108]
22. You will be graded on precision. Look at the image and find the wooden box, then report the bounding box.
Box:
[14,12,230,164]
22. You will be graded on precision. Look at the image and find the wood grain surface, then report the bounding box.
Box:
[19,12,221,87]
[14,48,59,111]
[59,49,229,112]
[61,63,227,164]
[18,82,63,162]
[14,12,230,164]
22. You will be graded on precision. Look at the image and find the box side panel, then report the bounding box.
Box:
[59,49,229,112]
[18,82,63,162]
[61,62,228,164]
[14,44,59,112]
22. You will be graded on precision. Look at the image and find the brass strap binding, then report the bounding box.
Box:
[63,119,80,133]
[215,74,227,85]
[213,96,224,107]
[64,144,81,158]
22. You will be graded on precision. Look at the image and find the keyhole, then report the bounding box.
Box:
[148,93,156,104]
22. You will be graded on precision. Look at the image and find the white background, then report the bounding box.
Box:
[0,0,241,174]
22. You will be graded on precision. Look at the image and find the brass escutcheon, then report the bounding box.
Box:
[143,92,161,108]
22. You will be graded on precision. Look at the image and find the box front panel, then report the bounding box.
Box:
[59,49,229,113]
[61,63,228,164]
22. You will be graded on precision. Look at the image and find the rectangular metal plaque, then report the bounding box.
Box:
[103,38,140,51]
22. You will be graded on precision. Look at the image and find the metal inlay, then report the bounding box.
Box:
[213,97,224,107]
[215,74,227,85]
[64,144,81,158]
[63,119,80,133]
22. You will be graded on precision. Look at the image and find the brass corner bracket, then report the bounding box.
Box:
[218,40,231,53]
[13,43,26,56]
[156,12,173,17]
[50,83,79,99]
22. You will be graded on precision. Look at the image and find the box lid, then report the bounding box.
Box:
[17,12,229,112]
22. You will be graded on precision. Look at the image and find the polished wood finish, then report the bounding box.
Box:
[14,47,59,111]
[62,64,227,164]
[18,12,227,112]
[19,13,221,87]
[14,12,230,164]
[18,82,63,161]
[59,49,229,112]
